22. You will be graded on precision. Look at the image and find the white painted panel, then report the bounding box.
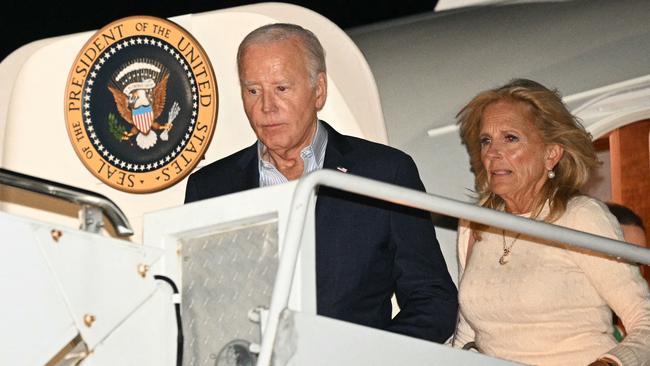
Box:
[0,212,78,365]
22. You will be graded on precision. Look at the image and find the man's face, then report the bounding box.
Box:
[239,38,327,154]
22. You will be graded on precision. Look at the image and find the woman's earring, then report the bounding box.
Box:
[548,169,556,179]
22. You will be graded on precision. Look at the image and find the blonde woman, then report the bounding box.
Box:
[453,79,650,366]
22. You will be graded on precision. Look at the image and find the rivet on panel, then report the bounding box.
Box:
[51,229,63,242]
[137,263,150,278]
[83,314,96,327]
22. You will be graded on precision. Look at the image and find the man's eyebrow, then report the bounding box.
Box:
[241,79,291,87]
[241,80,257,87]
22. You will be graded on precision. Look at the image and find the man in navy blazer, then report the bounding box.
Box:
[184,23,457,343]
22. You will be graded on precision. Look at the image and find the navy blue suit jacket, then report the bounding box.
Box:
[184,121,458,342]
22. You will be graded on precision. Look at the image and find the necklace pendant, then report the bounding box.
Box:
[499,248,510,265]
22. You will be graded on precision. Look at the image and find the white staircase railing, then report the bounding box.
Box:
[0,167,133,236]
[256,169,650,366]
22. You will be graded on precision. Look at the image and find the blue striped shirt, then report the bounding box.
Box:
[258,120,328,187]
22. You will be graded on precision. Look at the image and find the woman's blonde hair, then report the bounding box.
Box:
[457,78,599,225]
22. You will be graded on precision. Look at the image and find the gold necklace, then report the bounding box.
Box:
[499,229,521,265]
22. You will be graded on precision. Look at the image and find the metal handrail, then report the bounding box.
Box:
[256,169,650,366]
[0,168,133,237]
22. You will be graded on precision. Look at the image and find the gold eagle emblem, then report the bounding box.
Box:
[107,59,179,149]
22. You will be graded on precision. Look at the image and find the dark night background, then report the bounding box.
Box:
[2,0,438,62]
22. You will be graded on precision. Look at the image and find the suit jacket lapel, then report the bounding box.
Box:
[321,121,356,173]
[318,121,357,233]
[316,121,356,290]
[237,142,260,191]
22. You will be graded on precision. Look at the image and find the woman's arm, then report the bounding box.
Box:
[451,221,477,348]
[565,198,650,366]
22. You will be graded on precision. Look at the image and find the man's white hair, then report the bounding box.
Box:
[237,23,326,86]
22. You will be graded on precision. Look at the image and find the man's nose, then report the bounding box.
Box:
[261,91,277,112]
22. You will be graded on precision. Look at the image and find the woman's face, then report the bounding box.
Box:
[479,101,561,213]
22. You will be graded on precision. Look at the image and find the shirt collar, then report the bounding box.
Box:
[257,120,327,172]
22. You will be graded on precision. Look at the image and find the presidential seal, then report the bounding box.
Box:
[65,16,218,193]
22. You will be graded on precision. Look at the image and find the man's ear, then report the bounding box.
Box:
[315,72,327,111]
[545,144,564,170]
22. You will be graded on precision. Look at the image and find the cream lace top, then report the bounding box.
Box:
[453,196,650,365]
